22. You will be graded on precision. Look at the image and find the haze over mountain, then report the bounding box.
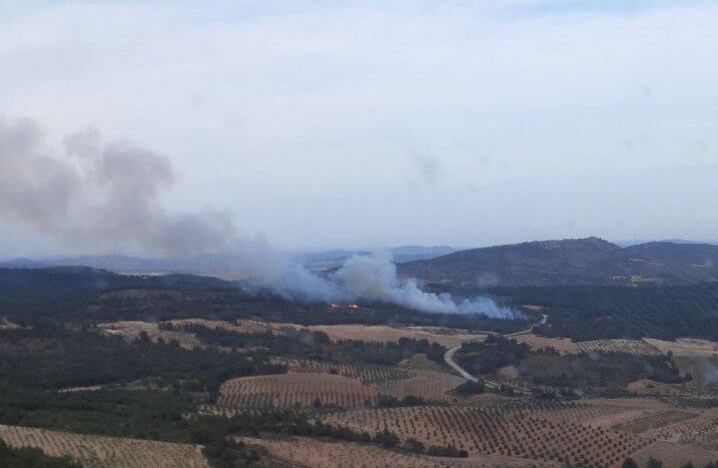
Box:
[399,237,718,288]
[0,245,456,277]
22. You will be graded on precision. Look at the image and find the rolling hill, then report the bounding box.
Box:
[398,237,718,288]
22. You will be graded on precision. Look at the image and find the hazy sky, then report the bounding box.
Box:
[1,0,717,256]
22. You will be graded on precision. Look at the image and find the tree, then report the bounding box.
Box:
[622,458,639,468]
[647,457,663,468]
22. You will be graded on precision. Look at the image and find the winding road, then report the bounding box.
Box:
[443,313,548,392]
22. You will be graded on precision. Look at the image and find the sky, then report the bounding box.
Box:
[1,0,717,257]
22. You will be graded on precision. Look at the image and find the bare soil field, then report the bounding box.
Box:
[373,370,465,401]
[0,424,208,468]
[217,372,379,409]
[643,414,718,445]
[632,440,718,468]
[284,359,463,400]
[611,409,697,434]
[97,321,201,349]
[627,379,686,396]
[292,323,485,347]
[323,406,652,467]
[644,338,718,357]
[512,334,578,355]
[285,360,414,384]
[238,435,562,468]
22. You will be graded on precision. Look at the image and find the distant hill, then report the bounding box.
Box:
[0,266,235,304]
[0,246,456,276]
[398,237,718,288]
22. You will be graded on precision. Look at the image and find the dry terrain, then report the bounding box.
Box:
[0,424,209,468]
[284,360,464,401]
[643,338,718,357]
[217,372,380,409]
[323,405,653,468]
[97,321,201,349]
[238,435,562,468]
[576,339,662,356]
[512,334,578,355]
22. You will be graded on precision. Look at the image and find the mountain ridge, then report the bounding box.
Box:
[398,237,718,287]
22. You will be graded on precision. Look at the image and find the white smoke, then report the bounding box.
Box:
[235,250,520,318]
[330,252,518,318]
[0,116,517,318]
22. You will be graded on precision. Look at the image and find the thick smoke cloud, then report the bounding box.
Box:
[331,252,518,318]
[0,116,517,318]
[0,117,236,256]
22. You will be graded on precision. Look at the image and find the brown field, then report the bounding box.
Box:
[323,406,652,467]
[217,372,379,409]
[627,379,686,396]
[285,360,463,400]
[285,360,414,384]
[373,370,465,401]
[643,414,718,445]
[643,338,718,357]
[512,334,578,355]
[238,435,562,468]
[302,324,486,347]
[0,424,208,468]
[97,321,201,349]
[575,339,662,356]
[632,440,718,468]
[164,318,485,347]
[611,409,697,434]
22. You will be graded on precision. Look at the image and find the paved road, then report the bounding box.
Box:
[444,345,502,389]
[443,313,548,392]
[505,314,548,338]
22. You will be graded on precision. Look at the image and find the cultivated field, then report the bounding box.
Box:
[285,360,464,401]
[373,370,465,401]
[217,372,379,409]
[643,338,718,357]
[286,360,415,385]
[0,424,208,468]
[301,324,486,347]
[575,339,662,356]
[323,405,652,467]
[512,334,578,355]
[611,409,697,434]
[238,435,562,468]
[510,336,665,357]
[627,379,685,396]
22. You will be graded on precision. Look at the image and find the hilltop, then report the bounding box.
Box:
[398,237,718,287]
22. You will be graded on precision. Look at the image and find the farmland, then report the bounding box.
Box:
[322,405,653,467]
[217,373,380,409]
[0,425,208,468]
[4,265,718,467]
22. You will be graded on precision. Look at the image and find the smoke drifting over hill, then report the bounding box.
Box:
[0,116,517,318]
